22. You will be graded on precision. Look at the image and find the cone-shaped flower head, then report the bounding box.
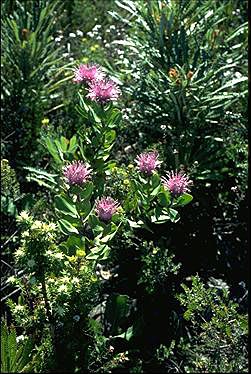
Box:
[73,64,104,84]
[87,79,120,103]
[161,171,192,196]
[63,161,92,185]
[96,197,120,222]
[135,151,161,175]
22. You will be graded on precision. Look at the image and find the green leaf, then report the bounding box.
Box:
[77,201,92,222]
[150,184,161,197]
[150,173,160,188]
[168,208,180,223]
[68,135,78,153]
[107,109,122,128]
[151,206,170,224]
[100,222,121,243]
[88,214,101,229]
[86,244,110,260]
[175,193,193,206]
[55,195,79,218]
[105,130,116,144]
[60,136,69,152]
[94,158,105,171]
[114,325,134,341]
[9,325,17,371]
[54,139,65,160]
[60,235,85,256]
[43,137,62,164]
[58,219,79,235]
[158,190,171,207]
[80,182,94,200]
[128,219,145,228]
[151,214,170,224]
[212,76,247,94]
[88,106,101,123]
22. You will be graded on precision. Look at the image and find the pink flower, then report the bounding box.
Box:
[135,151,161,175]
[161,171,192,196]
[73,64,104,84]
[96,197,120,222]
[63,161,92,185]
[87,79,120,103]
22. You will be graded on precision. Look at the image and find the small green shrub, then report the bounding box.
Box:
[174,275,248,372]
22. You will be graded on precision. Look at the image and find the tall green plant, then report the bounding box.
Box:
[1,0,70,175]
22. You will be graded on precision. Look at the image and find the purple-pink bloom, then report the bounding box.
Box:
[87,79,120,103]
[96,197,120,222]
[135,151,161,176]
[63,161,92,185]
[161,171,192,196]
[73,64,104,84]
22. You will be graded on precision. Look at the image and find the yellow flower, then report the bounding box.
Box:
[76,249,86,257]
[117,206,124,213]
[42,118,49,126]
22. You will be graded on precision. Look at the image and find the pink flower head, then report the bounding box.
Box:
[63,161,92,185]
[73,64,104,84]
[135,151,161,176]
[161,171,192,196]
[87,79,120,103]
[96,197,120,222]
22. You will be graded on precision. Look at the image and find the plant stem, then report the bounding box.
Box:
[41,276,52,324]
[41,276,56,349]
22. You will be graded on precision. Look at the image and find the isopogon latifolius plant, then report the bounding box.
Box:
[24,63,195,262]
[55,65,194,261]
[6,62,195,372]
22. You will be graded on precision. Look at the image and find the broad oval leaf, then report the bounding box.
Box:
[58,219,79,235]
[158,190,171,207]
[55,195,79,218]
[176,193,193,206]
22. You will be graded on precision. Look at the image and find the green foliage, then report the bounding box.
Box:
[111,0,247,182]
[76,95,122,177]
[121,167,193,230]
[1,319,33,373]
[138,242,181,294]
[54,183,123,261]
[7,211,100,372]
[15,214,61,281]
[175,275,248,372]
[26,330,55,373]
[24,166,59,191]
[1,0,70,173]
[1,159,20,216]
